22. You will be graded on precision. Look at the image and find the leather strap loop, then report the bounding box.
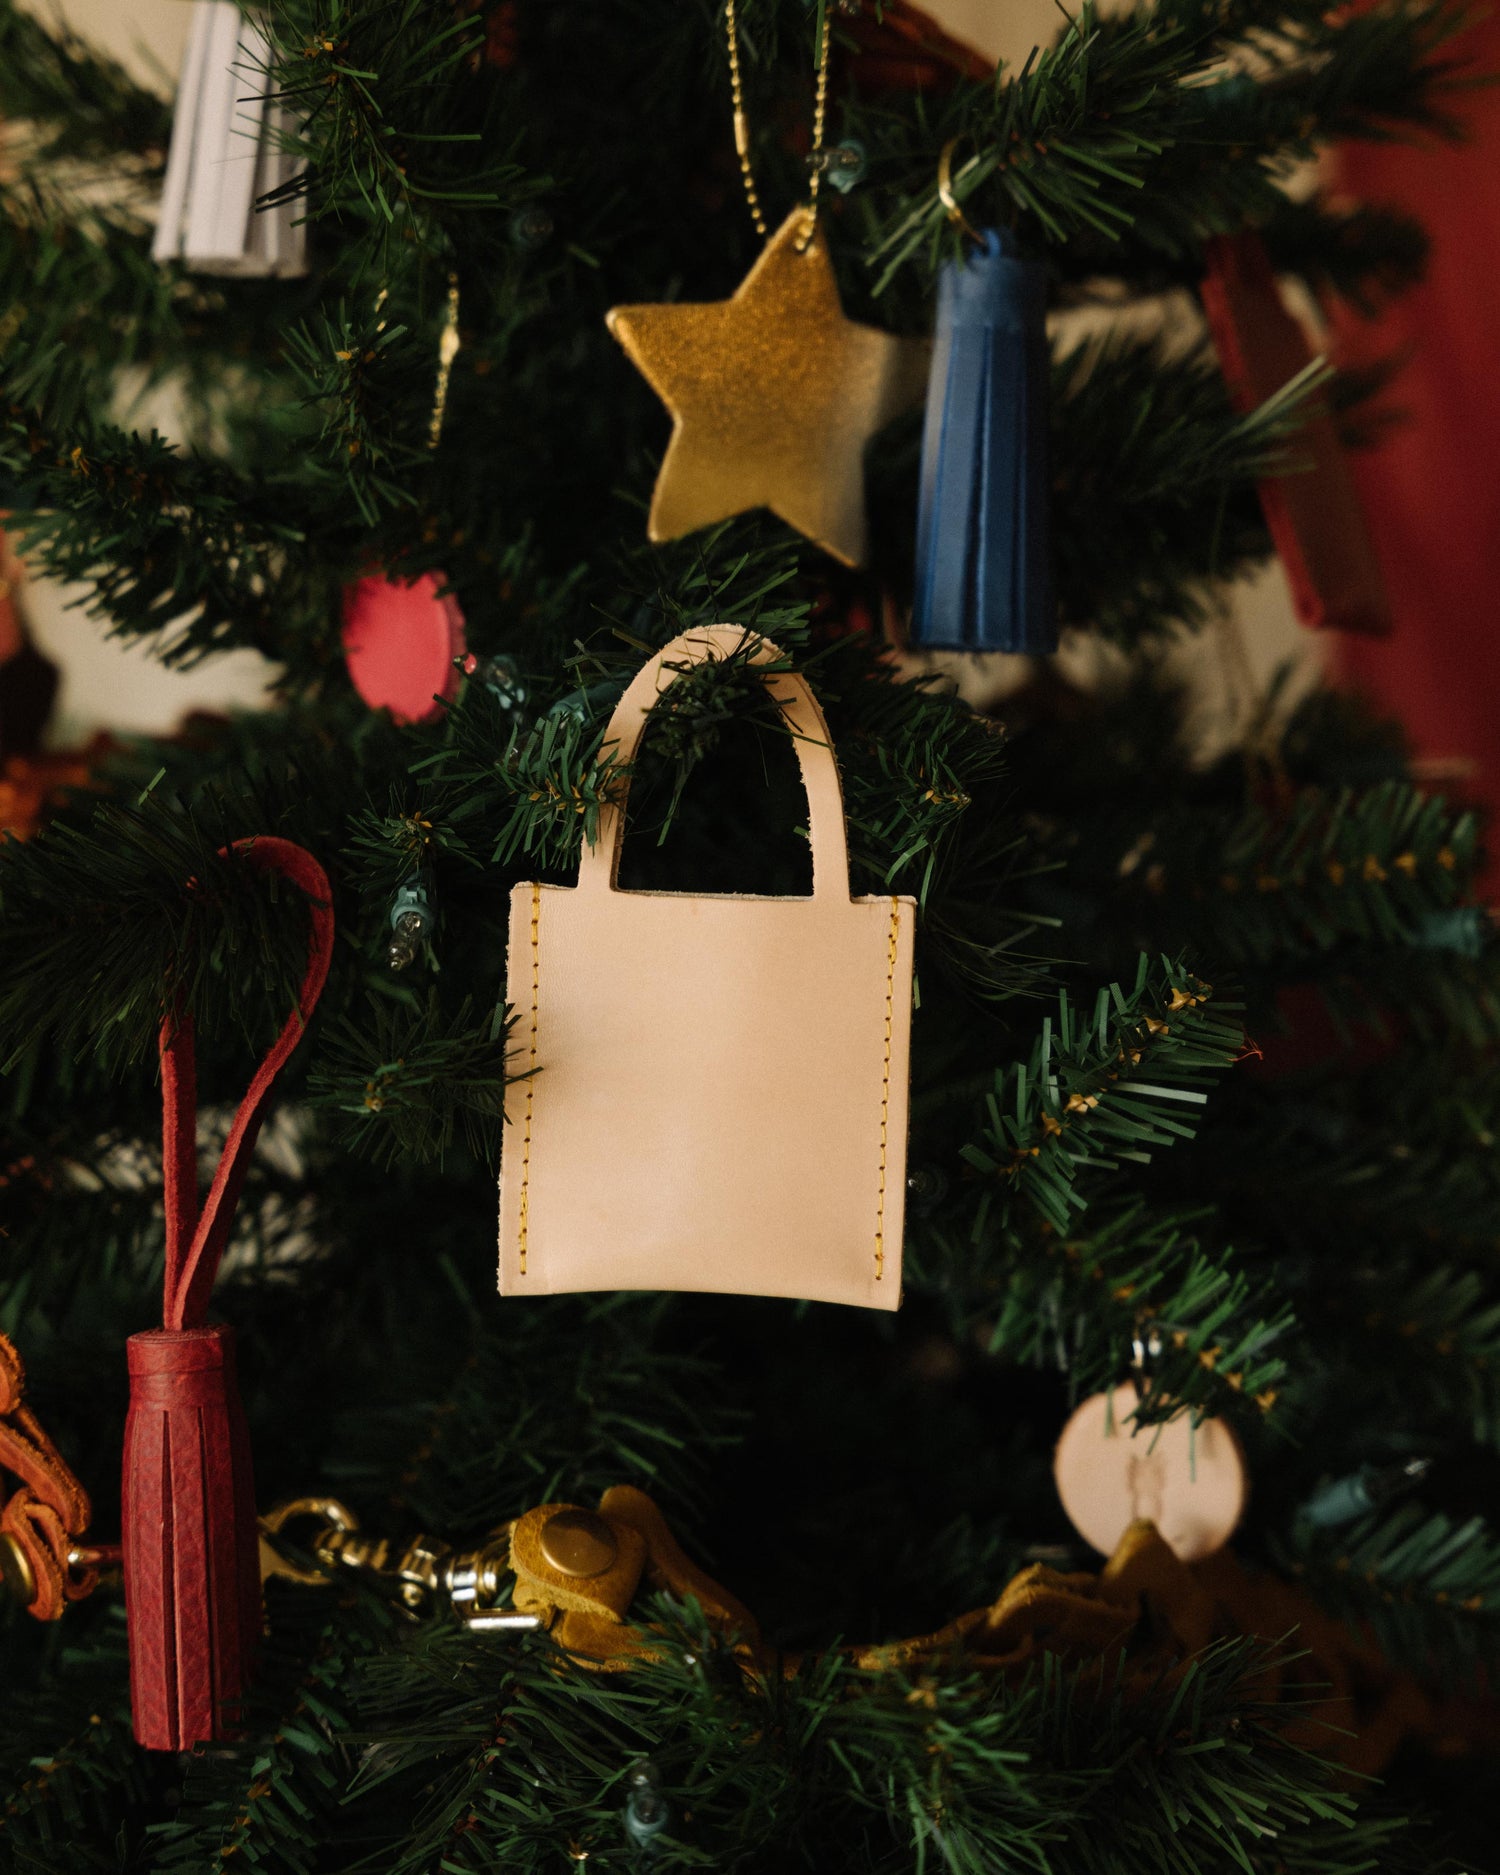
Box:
[160,837,333,1331]
[0,1333,21,1415]
[0,1411,88,1535]
[578,626,854,903]
[0,1332,95,1618]
[0,1336,89,1538]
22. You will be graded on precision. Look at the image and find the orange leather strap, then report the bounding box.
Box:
[0,1333,94,1619]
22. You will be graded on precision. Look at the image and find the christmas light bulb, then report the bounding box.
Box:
[387,878,436,971]
[622,1760,669,1852]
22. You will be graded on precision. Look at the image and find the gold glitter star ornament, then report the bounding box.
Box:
[606,210,928,567]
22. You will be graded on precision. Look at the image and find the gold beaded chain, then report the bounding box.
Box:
[724,0,834,250]
[802,4,833,243]
[725,0,767,239]
[428,272,461,449]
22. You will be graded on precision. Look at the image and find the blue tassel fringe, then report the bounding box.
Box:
[911,229,1055,653]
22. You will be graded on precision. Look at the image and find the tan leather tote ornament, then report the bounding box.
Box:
[498,625,915,1309]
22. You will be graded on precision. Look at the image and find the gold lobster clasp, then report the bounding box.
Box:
[259,1495,537,1631]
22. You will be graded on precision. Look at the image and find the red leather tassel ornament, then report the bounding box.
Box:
[123,836,333,1752]
[1201,231,1391,636]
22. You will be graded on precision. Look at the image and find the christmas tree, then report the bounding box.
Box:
[2,0,1497,1868]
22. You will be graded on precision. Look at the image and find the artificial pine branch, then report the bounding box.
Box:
[263,0,522,226]
[1355,1261,1500,1449]
[1279,1502,1500,1676]
[0,415,315,667]
[868,0,1476,279]
[970,1202,1292,1426]
[960,956,1242,1237]
[0,0,1496,1864]
[1049,333,1325,637]
[312,990,512,1165]
[1262,198,1432,313]
[0,1634,141,1871]
[315,1604,1388,1875]
[0,798,324,1070]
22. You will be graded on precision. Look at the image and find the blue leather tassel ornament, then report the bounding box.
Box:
[912,229,1055,653]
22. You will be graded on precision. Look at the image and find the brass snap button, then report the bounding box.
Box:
[539,1508,618,1578]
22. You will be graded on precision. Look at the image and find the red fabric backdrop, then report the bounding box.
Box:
[1331,19,1500,885]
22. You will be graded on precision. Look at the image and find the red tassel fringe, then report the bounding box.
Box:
[123,1325,259,1751]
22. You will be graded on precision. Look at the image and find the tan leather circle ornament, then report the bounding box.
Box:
[1053,1385,1248,1562]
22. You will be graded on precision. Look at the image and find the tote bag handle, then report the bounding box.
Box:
[575,626,854,904]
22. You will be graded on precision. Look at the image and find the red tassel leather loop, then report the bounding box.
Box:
[1201,232,1391,637]
[160,838,336,1333]
[123,837,333,1753]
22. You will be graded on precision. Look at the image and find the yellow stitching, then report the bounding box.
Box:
[517,883,541,1276]
[875,897,899,1281]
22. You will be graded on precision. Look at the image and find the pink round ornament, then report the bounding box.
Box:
[341,572,465,723]
[1053,1383,1247,1563]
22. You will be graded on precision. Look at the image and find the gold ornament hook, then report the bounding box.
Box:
[938,136,986,247]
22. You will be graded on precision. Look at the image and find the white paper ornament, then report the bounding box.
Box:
[153,3,307,278]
